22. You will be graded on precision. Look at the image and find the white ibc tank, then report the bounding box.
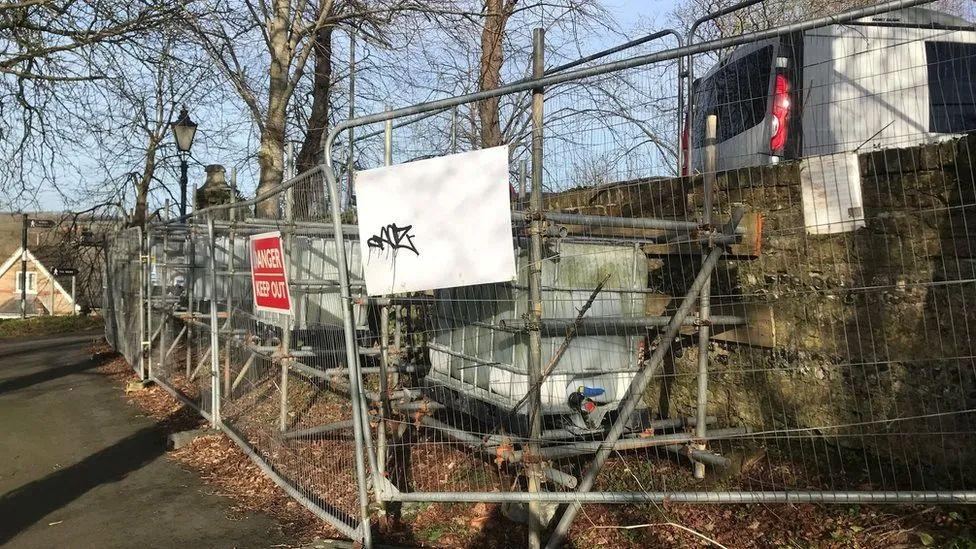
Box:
[428,240,648,420]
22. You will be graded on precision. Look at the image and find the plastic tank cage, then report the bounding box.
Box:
[102,1,976,546]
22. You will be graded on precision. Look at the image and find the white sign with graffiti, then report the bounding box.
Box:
[354,145,516,296]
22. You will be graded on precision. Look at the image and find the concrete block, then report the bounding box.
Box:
[124,379,153,393]
[167,428,211,450]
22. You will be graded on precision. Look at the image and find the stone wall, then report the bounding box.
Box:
[547,134,976,486]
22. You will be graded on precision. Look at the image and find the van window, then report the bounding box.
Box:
[693,45,774,147]
[925,41,976,134]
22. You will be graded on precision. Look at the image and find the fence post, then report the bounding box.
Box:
[186,221,195,380]
[376,108,394,484]
[102,238,114,347]
[158,203,170,382]
[527,26,546,549]
[208,214,221,428]
[279,184,294,433]
[144,229,151,379]
[450,105,458,153]
[224,227,235,397]
[20,213,27,319]
[226,168,237,396]
[346,31,356,209]
[158,231,167,379]
[676,49,685,176]
[139,226,148,380]
[323,136,374,549]
[694,114,718,479]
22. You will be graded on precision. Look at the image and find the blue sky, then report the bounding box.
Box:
[27,0,682,213]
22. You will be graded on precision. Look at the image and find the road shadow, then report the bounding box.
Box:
[0,348,111,395]
[0,405,185,544]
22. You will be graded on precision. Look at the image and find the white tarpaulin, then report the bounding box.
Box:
[799,152,866,235]
[355,145,516,296]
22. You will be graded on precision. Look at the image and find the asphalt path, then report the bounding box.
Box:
[0,332,290,548]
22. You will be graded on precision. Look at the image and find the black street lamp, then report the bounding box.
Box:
[171,105,198,219]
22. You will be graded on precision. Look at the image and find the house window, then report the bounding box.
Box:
[16,271,37,294]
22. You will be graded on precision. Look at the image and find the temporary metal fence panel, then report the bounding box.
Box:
[104,225,144,375]
[100,2,976,546]
[95,217,363,538]
[317,4,976,546]
[216,219,370,540]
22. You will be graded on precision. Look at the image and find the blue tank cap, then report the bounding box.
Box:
[577,386,606,398]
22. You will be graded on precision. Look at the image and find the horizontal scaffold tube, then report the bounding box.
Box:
[386,491,976,504]
[419,417,577,490]
[513,210,699,232]
[281,420,355,440]
[499,315,746,335]
[538,427,749,460]
[398,396,716,445]
[664,444,731,468]
[169,211,698,235]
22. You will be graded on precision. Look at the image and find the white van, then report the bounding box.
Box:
[683,7,976,173]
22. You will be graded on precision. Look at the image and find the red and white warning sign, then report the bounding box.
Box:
[249,231,292,314]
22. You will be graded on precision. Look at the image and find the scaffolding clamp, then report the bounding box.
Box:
[494,441,516,466]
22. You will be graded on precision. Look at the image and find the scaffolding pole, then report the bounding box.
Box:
[544,207,745,549]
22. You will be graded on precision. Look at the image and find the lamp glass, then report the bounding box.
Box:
[171,108,197,153]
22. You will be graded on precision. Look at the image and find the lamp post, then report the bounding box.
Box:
[171,105,198,219]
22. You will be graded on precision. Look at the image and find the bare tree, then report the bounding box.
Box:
[295,25,336,174]
[365,0,616,181]
[184,0,425,217]
[478,0,517,148]
[0,0,178,206]
[60,27,235,227]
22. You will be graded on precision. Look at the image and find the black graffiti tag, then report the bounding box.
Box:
[366,223,420,256]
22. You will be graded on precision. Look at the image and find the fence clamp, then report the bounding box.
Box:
[519,313,541,332]
[495,441,516,466]
[372,473,400,501]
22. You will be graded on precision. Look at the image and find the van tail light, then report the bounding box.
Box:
[680,119,690,176]
[770,74,791,153]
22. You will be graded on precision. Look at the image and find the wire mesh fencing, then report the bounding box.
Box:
[215,217,372,539]
[101,1,976,546]
[103,225,144,375]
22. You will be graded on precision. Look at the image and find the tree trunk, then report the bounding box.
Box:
[256,127,285,218]
[255,0,291,218]
[478,0,514,148]
[294,25,334,220]
[297,26,334,173]
[130,134,159,227]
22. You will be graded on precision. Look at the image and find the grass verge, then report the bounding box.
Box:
[0,315,103,340]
